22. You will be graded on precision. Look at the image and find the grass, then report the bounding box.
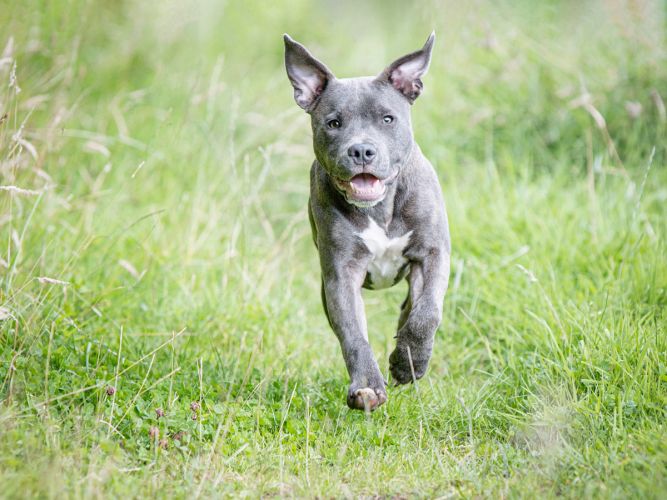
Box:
[1,0,666,497]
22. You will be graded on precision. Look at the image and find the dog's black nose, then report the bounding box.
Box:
[347,143,376,165]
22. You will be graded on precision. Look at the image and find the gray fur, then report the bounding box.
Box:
[284,33,450,411]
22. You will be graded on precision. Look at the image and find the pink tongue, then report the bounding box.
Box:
[350,173,380,190]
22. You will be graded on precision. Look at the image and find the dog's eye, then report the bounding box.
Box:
[383,115,394,124]
[327,119,341,129]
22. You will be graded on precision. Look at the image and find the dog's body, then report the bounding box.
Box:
[284,34,450,410]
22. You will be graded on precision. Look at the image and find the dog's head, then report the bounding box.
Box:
[284,33,435,207]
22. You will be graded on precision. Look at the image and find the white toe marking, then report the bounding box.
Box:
[357,217,412,289]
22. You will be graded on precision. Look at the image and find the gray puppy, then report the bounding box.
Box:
[283,33,450,411]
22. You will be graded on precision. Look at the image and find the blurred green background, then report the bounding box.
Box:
[0,0,665,497]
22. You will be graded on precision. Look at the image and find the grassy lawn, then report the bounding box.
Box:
[1,0,665,497]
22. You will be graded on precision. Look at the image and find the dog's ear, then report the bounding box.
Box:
[377,32,435,104]
[284,34,334,111]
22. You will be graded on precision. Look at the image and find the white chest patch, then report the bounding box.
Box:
[357,217,412,289]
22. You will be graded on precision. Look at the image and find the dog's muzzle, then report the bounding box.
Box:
[332,171,398,207]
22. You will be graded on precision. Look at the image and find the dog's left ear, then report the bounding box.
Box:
[284,34,334,111]
[377,32,435,104]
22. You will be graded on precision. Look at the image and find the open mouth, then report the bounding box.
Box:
[333,173,388,205]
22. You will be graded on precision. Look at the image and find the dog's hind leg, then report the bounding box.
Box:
[397,289,412,331]
[321,279,332,329]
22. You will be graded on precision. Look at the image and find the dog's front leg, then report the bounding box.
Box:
[322,262,387,411]
[390,248,450,384]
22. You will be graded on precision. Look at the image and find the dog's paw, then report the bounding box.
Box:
[389,344,431,385]
[347,385,387,411]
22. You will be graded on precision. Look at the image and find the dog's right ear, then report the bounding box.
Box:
[377,32,435,104]
[284,34,334,111]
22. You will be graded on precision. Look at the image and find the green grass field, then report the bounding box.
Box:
[1,0,666,497]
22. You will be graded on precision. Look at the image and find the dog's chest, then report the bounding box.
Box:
[357,217,412,289]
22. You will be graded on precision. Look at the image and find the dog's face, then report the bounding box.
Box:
[284,34,434,207]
